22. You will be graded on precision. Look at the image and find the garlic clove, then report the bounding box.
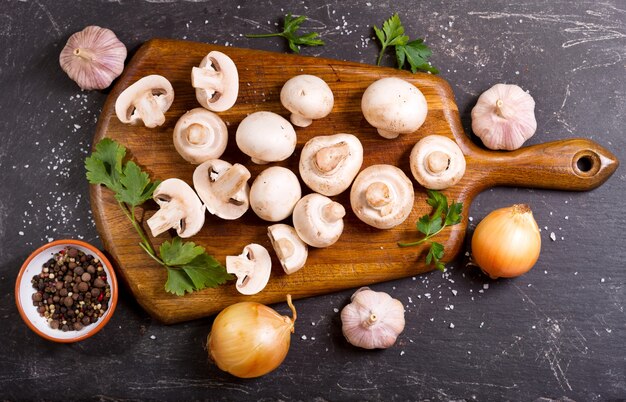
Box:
[59,26,127,91]
[471,83,537,151]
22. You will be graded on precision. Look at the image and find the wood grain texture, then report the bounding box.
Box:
[90,39,618,324]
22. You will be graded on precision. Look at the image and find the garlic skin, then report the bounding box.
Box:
[471,84,537,151]
[341,287,405,349]
[59,26,127,90]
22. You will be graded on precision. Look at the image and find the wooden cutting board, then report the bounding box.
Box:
[90,39,619,324]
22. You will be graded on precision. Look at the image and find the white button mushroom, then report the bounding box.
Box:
[193,159,251,220]
[249,166,302,222]
[192,51,239,112]
[280,74,334,127]
[147,178,205,238]
[410,135,466,190]
[267,224,308,275]
[226,244,271,295]
[350,165,414,229]
[292,193,345,248]
[115,75,174,128]
[236,111,297,164]
[361,77,428,139]
[299,133,364,196]
[173,108,228,164]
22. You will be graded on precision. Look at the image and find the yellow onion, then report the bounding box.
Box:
[471,204,541,279]
[207,295,297,378]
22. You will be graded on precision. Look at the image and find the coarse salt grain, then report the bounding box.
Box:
[150,335,156,340]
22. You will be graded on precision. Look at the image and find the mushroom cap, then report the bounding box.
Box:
[267,224,308,275]
[192,51,239,112]
[350,165,414,229]
[226,243,271,295]
[280,74,334,127]
[193,159,251,220]
[250,166,302,222]
[173,108,228,164]
[149,178,205,238]
[410,135,466,190]
[293,193,345,248]
[361,77,427,139]
[115,74,174,127]
[236,111,297,164]
[299,133,364,196]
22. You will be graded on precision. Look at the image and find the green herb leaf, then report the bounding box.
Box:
[245,13,324,53]
[417,214,443,237]
[165,268,195,296]
[445,202,463,226]
[426,242,444,265]
[182,254,232,289]
[426,190,448,218]
[85,138,125,191]
[373,13,437,74]
[160,237,205,267]
[115,161,160,208]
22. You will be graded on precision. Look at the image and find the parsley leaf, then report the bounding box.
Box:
[165,269,195,297]
[373,13,438,74]
[245,13,324,53]
[398,190,463,272]
[85,138,125,191]
[115,161,160,208]
[160,237,205,266]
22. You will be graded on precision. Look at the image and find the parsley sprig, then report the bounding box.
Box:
[398,190,462,271]
[245,13,324,53]
[85,138,231,296]
[373,13,438,74]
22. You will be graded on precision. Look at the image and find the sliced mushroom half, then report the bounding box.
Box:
[292,193,345,248]
[173,108,228,164]
[192,51,239,112]
[193,159,251,220]
[299,133,363,196]
[267,224,308,275]
[350,165,414,229]
[115,75,174,128]
[226,244,271,295]
[410,135,466,190]
[147,178,205,238]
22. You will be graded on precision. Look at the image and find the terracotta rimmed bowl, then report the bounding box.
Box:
[15,239,118,343]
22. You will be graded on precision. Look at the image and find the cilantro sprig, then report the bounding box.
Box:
[85,138,231,296]
[398,190,462,271]
[373,13,438,74]
[245,13,324,53]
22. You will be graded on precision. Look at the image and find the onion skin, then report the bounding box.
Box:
[471,204,541,279]
[207,297,296,378]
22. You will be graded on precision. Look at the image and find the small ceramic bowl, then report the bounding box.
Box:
[15,239,118,343]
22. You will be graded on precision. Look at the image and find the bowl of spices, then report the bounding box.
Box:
[15,239,118,342]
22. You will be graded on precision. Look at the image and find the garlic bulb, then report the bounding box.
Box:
[340,287,405,349]
[59,26,127,90]
[471,84,537,151]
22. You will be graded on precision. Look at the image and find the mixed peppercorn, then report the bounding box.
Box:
[31,247,111,332]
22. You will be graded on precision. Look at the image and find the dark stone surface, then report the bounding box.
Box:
[0,1,624,400]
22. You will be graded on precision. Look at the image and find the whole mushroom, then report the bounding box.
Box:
[293,193,345,248]
[267,224,308,275]
[250,166,301,222]
[361,77,428,139]
[147,178,205,238]
[236,111,297,164]
[193,159,251,220]
[350,165,414,229]
[410,135,466,190]
[280,75,334,127]
[115,75,174,128]
[192,51,239,112]
[226,244,271,295]
[299,133,364,196]
[173,108,228,164]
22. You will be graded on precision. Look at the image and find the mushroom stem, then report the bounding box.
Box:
[364,314,378,327]
[146,202,187,237]
[135,94,166,128]
[365,182,392,208]
[191,67,224,92]
[314,142,350,174]
[425,151,450,174]
[213,164,251,203]
[377,129,400,139]
[290,113,313,128]
[495,99,511,119]
[322,202,346,223]
[274,238,295,260]
[186,123,211,145]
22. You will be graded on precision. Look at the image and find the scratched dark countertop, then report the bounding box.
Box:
[0,0,624,401]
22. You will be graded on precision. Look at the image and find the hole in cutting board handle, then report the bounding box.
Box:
[572,150,601,177]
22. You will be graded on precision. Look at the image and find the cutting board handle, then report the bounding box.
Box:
[470,138,619,191]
